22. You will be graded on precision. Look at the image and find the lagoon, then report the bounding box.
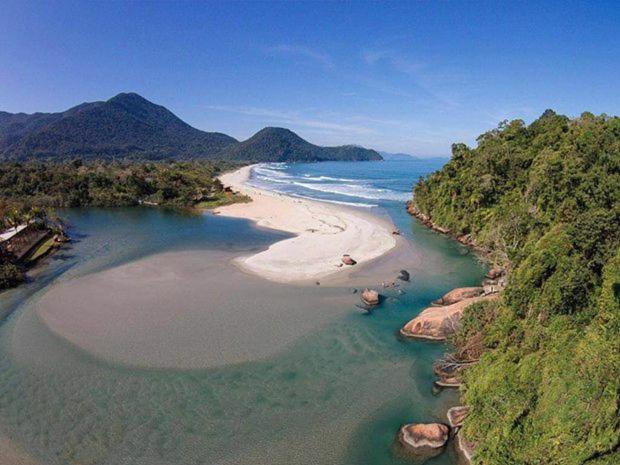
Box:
[0,160,484,465]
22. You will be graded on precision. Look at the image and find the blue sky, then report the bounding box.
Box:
[1,1,619,156]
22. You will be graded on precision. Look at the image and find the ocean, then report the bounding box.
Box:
[247,158,444,206]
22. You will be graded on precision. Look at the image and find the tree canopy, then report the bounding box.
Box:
[413,111,620,464]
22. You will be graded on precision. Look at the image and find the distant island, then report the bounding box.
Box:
[0,92,381,163]
[379,151,449,162]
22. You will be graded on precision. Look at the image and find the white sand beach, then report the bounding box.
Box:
[215,165,398,283]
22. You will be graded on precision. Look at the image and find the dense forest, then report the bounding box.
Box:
[0,159,244,208]
[412,111,619,464]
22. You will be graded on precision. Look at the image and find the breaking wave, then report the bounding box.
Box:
[249,162,411,206]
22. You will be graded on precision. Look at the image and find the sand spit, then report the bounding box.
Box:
[215,165,397,283]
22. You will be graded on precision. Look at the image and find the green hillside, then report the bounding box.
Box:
[216,127,382,162]
[412,111,619,464]
[0,93,238,161]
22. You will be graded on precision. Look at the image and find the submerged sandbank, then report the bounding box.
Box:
[215,165,398,283]
[34,249,357,369]
[0,435,41,465]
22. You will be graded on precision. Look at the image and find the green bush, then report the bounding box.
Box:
[0,263,24,290]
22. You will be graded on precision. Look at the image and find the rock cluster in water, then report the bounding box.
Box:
[447,406,470,429]
[398,422,449,451]
[361,288,380,306]
[397,203,509,463]
[400,294,498,340]
[432,286,484,306]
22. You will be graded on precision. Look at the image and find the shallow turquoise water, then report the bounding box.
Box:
[0,160,485,465]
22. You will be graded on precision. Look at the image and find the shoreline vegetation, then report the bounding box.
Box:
[404,110,619,464]
[0,159,251,291]
[0,159,243,208]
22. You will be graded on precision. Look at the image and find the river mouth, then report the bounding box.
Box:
[0,161,485,465]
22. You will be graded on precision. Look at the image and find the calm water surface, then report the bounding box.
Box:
[0,159,485,465]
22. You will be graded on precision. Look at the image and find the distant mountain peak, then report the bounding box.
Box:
[0,92,237,161]
[107,92,157,108]
[217,126,382,162]
[254,127,300,137]
[108,91,144,101]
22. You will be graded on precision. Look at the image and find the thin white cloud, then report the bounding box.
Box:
[204,104,375,137]
[362,48,459,109]
[362,49,425,76]
[203,103,470,155]
[264,44,334,69]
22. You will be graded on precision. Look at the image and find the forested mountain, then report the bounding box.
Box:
[412,110,619,464]
[0,93,238,161]
[216,127,382,162]
[0,94,381,162]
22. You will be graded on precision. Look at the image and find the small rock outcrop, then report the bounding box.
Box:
[486,266,505,280]
[483,283,500,295]
[341,254,357,265]
[456,233,474,246]
[433,360,465,389]
[53,233,70,243]
[361,288,380,306]
[397,269,410,282]
[456,433,475,463]
[406,201,450,234]
[434,375,461,388]
[398,423,449,450]
[400,294,498,340]
[432,287,484,306]
[447,406,470,429]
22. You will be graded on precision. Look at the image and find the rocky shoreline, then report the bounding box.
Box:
[406,200,482,252]
[398,200,507,463]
